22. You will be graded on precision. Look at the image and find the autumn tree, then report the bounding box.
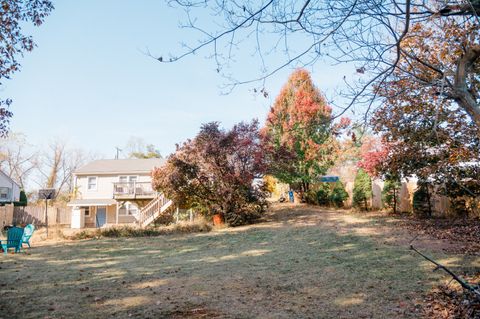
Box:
[0,0,54,135]
[369,23,480,207]
[263,69,345,193]
[160,1,479,129]
[152,120,267,226]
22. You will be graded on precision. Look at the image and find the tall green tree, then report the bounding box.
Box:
[353,168,372,211]
[263,69,345,192]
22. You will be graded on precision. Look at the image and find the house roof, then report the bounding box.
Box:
[0,170,21,188]
[74,158,165,175]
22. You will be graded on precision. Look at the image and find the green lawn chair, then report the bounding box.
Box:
[0,226,24,255]
[21,224,35,248]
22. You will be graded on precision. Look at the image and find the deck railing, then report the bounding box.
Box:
[137,193,173,226]
[113,182,156,197]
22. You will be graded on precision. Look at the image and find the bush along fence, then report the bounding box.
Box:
[12,206,71,226]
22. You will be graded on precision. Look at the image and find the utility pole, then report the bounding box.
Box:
[115,147,122,159]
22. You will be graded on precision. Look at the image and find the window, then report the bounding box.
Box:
[84,206,90,216]
[118,202,139,216]
[87,176,97,190]
[0,187,9,200]
[119,176,128,183]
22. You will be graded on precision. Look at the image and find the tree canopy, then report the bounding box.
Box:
[152,120,267,226]
[262,69,345,192]
[161,1,479,128]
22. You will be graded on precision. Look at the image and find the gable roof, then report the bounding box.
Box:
[0,170,21,188]
[74,158,165,175]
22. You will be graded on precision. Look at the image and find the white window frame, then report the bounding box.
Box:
[87,176,98,191]
[118,202,138,216]
[0,187,9,200]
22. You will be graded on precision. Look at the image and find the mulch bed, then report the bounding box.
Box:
[389,215,480,317]
[423,274,480,319]
[392,215,480,255]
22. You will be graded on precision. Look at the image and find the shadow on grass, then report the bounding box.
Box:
[0,205,478,319]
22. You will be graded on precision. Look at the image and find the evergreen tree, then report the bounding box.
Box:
[353,168,372,210]
[329,181,349,208]
[382,178,401,214]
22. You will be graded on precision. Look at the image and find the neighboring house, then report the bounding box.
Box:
[68,159,172,228]
[0,170,20,203]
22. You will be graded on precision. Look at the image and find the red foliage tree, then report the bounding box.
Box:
[263,69,348,192]
[152,120,267,226]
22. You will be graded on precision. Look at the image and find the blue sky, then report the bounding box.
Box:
[3,1,355,158]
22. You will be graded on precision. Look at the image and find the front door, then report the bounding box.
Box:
[96,207,107,228]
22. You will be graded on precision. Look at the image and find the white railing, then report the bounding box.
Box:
[113,182,156,197]
[137,193,173,227]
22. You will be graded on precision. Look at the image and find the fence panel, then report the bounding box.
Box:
[0,205,14,228]
[13,206,45,225]
[56,207,71,225]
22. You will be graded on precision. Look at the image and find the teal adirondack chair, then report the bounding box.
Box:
[21,224,35,248]
[0,227,24,255]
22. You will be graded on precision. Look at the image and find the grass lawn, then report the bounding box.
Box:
[0,204,478,318]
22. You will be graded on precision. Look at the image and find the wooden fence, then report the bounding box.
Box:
[0,204,14,228]
[12,206,71,226]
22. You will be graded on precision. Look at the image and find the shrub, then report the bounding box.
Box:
[315,184,331,206]
[304,189,319,205]
[353,168,372,211]
[329,181,348,207]
[67,219,212,240]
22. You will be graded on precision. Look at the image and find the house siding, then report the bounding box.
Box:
[75,173,152,200]
[0,172,20,202]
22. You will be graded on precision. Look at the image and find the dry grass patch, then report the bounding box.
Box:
[0,204,478,318]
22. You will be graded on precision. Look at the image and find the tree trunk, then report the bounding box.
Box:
[453,45,480,130]
[393,187,397,214]
[425,184,433,218]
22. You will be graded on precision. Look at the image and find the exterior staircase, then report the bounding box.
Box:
[137,193,173,227]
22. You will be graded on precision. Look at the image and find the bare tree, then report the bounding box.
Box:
[37,140,89,195]
[124,136,162,159]
[158,1,479,126]
[0,133,39,189]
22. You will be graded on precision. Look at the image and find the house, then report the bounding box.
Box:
[67,158,172,228]
[0,170,21,203]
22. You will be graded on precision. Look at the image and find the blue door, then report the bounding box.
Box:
[96,207,106,228]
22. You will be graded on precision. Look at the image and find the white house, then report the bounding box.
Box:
[68,158,172,228]
[0,170,21,203]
